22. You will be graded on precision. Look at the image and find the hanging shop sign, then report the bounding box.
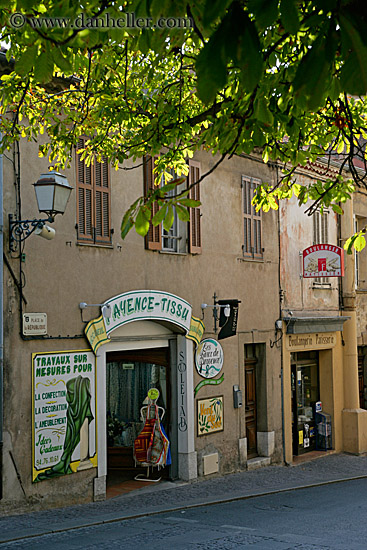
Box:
[218,300,240,340]
[197,396,224,435]
[103,290,192,336]
[32,350,97,482]
[195,338,224,379]
[23,313,47,335]
[187,315,205,346]
[85,314,110,354]
[303,244,344,278]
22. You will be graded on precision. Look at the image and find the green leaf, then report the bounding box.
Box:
[340,15,367,95]
[237,13,263,91]
[54,48,73,74]
[354,233,366,252]
[196,31,227,104]
[15,46,37,76]
[280,0,299,34]
[255,98,274,126]
[175,204,191,221]
[179,198,201,207]
[163,204,174,231]
[247,0,279,30]
[120,217,134,239]
[292,32,333,110]
[152,204,168,226]
[331,204,344,215]
[202,0,233,27]
[33,48,54,83]
[135,208,150,236]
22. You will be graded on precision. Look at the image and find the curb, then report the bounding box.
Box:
[1,474,367,545]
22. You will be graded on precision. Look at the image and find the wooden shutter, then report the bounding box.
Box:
[76,137,94,243]
[144,155,162,250]
[94,156,111,244]
[188,160,202,254]
[242,176,262,259]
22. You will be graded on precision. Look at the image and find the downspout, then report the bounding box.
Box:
[275,163,287,465]
[0,131,3,499]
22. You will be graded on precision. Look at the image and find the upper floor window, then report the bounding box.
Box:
[144,156,202,254]
[242,175,263,259]
[76,137,112,245]
[355,215,367,290]
[312,210,330,285]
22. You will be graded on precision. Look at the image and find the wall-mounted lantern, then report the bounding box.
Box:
[9,171,73,251]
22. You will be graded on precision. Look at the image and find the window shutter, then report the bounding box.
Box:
[144,155,161,250]
[76,137,94,242]
[188,160,202,254]
[242,177,252,255]
[251,179,262,258]
[242,176,262,258]
[94,156,111,244]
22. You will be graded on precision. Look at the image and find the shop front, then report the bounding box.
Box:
[91,290,199,500]
[291,351,319,455]
[282,316,349,464]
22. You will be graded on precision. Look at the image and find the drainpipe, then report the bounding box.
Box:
[0,134,3,499]
[276,164,287,466]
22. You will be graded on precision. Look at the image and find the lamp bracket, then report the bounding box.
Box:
[9,214,53,252]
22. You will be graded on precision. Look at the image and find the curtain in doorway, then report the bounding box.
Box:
[106,361,167,447]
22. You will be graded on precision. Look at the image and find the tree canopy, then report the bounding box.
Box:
[1,0,367,245]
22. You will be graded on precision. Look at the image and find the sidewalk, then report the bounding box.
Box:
[1,452,367,544]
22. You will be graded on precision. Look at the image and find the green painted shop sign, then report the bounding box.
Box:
[103,290,192,336]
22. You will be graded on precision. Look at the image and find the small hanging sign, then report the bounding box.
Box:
[195,338,224,379]
[303,244,344,278]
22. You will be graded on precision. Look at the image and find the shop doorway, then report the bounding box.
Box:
[291,351,319,455]
[245,357,257,458]
[358,348,367,409]
[106,347,171,485]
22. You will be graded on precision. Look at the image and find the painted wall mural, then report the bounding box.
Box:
[32,350,97,482]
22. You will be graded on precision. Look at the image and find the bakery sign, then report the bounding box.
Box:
[303,244,344,278]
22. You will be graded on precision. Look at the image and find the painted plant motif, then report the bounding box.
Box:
[198,397,223,435]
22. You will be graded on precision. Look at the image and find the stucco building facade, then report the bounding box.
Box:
[279,160,367,464]
[1,140,283,511]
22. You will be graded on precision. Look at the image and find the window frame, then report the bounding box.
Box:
[241,175,263,260]
[76,137,112,246]
[144,156,202,254]
[312,209,330,286]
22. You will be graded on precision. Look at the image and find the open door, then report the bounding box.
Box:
[106,347,171,485]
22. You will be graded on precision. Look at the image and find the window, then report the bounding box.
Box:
[242,175,263,259]
[354,215,367,290]
[144,156,202,254]
[76,137,112,245]
[312,210,329,285]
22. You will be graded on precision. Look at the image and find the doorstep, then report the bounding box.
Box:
[106,478,159,499]
[247,456,271,470]
[292,449,336,466]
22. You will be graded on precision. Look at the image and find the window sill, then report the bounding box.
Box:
[158,250,188,256]
[311,283,332,290]
[76,242,114,249]
[356,288,367,293]
[237,256,264,263]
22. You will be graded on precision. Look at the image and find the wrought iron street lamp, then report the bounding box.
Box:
[9,171,73,252]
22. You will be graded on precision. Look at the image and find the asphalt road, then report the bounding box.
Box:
[1,478,367,549]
